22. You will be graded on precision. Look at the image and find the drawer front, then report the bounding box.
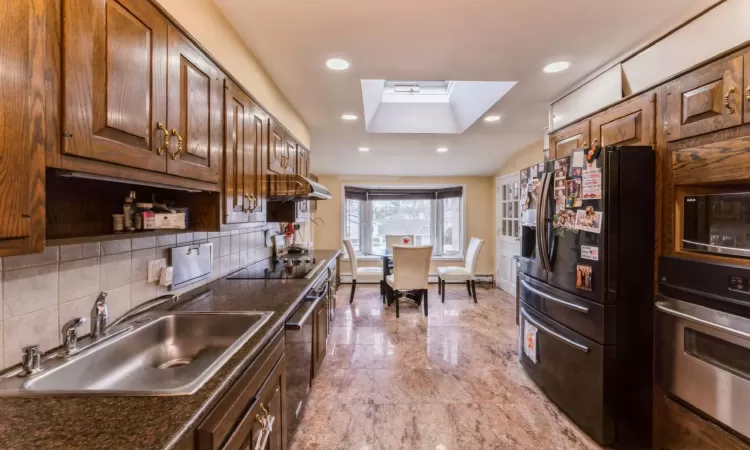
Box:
[666,55,743,142]
[197,328,285,450]
[519,304,615,445]
[520,273,615,345]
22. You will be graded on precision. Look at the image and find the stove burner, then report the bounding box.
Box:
[226,256,318,280]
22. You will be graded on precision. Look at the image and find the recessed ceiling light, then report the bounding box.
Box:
[326,58,350,71]
[341,114,358,121]
[358,147,370,152]
[484,115,501,122]
[543,61,571,73]
[436,147,449,153]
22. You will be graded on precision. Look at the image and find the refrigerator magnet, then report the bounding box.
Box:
[582,169,602,199]
[523,321,538,363]
[570,167,583,177]
[574,206,603,233]
[565,179,582,206]
[586,146,602,168]
[530,165,538,178]
[537,162,545,174]
[576,264,593,291]
[571,150,585,168]
[554,159,569,180]
[581,245,599,261]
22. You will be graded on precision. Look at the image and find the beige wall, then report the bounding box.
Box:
[313,176,495,276]
[156,0,310,147]
[495,141,544,177]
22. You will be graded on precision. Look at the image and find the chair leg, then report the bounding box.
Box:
[380,280,385,304]
[350,280,357,304]
[441,280,446,303]
[471,280,478,303]
[438,276,441,294]
[466,280,472,297]
[423,289,429,316]
[395,290,400,318]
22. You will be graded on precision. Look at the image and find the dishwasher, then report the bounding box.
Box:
[284,273,329,443]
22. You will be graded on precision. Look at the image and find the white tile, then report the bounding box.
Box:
[230,230,240,235]
[131,236,156,251]
[220,231,231,237]
[4,305,59,367]
[176,233,194,244]
[3,263,58,318]
[219,237,230,257]
[101,239,131,255]
[230,235,241,254]
[59,242,100,262]
[130,280,156,308]
[59,257,100,303]
[207,232,221,238]
[59,294,97,336]
[230,252,240,272]
[209,238,221,259]
[106,285,131,321]
[131,248,156,282]
[2,246,58,271]
[239,233,249,251]
[101,253,131,290]
[193,232,208,241]
[156,234,176,247]
[239,250,248,268]
[219,256,231,277]
[155,246,172,261]
[0,321,3,368]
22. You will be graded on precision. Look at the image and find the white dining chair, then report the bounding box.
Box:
[385,235,415,250]
[385,245,432,317]
[436,238,484,303]
[343,240,383,303]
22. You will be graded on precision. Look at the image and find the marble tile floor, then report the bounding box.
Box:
[290,284,602,450]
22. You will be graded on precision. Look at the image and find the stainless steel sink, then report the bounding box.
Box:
[0,312,272,396]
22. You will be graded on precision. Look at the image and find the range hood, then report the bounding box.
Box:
[267,174,332,202]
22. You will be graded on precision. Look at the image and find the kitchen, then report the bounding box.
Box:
[2,0,750,449]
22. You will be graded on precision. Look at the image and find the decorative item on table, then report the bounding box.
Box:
[552,209,578,237]
[574,206,603,233]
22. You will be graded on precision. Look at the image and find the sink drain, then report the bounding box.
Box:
[157,358,193,369]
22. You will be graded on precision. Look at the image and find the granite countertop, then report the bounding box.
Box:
[0,250,341,450]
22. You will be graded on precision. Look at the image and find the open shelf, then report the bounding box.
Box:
[46,229,200,247]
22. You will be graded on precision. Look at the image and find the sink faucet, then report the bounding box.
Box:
[90,292,109,338]
[61,317,87,356]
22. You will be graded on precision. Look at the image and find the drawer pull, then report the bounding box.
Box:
[156,122,169,156]
[746,86,750,102]
[243,193,258,213]
[254,413,275,450]
[521,280,589,313]
[521,307,589,353]
[171,129,184,160]
[724,87,736,114]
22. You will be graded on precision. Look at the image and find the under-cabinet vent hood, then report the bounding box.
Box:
[267,174,332,202]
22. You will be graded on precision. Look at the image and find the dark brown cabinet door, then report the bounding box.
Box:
[312,299,328,378]
[268,121,286,175]
[166,26,222,183]
[744,52,750,125]
[0,0,45,255]
[223,80,267,224]
[285,138,297,174]
[666,54,743,142]
[296,147,310,178]
[62,0,168,172]
[549,120,590,159]
[590,93,655,147]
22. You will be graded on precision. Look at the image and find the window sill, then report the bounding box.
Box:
[342,255,465,262]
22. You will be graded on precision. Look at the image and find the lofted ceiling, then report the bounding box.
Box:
[214,0,718,176]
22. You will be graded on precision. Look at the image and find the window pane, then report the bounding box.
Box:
[442,197,461,255]
[344,199,361,251]
[372,199,432,252]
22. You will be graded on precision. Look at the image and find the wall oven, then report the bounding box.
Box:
[683,191,750,258]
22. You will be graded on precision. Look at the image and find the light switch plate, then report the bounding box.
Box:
[148,258,167,283]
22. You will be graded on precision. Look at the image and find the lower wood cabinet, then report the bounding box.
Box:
[313,297,328,378]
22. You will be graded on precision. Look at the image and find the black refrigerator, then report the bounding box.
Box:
[518,145,654,448]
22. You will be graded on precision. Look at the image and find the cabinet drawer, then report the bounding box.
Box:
[197,328,285,449]
[666,55,743,142]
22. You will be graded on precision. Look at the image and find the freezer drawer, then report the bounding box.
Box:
[520,273,615,345]
[519,303,615,446]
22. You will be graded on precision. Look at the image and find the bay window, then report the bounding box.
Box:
[343,186,464,257]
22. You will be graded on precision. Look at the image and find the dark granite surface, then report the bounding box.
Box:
[0,250,340,450]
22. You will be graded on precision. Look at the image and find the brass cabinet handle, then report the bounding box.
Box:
[724,86,736,114]
[280,155,288,169]
[300,201,308,213]
[156,122,169,156]
[170,129,184,160]
[746,86,750,102]
[243,193,257,213]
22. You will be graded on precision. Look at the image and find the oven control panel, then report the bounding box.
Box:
[728,276,750,294]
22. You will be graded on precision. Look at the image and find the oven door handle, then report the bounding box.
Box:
[285,284,328,330]
[656,300,750,341]
[521,280,589,313]
[521,307,589,353]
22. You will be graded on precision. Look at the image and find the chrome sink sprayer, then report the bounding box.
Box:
[90,292,109,338]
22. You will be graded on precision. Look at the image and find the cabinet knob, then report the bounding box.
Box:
[170,129,184,160]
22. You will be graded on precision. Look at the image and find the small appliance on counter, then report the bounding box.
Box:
[657,256,750,441]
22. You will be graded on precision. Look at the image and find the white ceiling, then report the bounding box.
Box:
[214,0,717,177]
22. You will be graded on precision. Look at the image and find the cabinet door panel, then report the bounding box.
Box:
[62,0,167,172]
[249,110,268,222]
[666,55,743,141]
[591,93,655,147]
[167,26,221,183]
[744,52,750,125]
[224,81,250,224]
[549,121,590,159]
[285,139,297,174]
[268,122,286,175]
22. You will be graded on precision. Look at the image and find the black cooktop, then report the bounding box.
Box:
[226,256,320,280]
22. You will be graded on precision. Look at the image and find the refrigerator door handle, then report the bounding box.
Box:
[521,307,590,353]
[535,173,548,272]
[521,280,589,313]
[538,172,553,272]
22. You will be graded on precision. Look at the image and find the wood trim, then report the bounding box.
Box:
[672,135,750,185]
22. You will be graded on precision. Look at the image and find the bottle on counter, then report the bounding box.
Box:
[123,191,136,231]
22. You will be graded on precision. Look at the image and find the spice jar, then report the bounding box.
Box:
[112,214,124,232]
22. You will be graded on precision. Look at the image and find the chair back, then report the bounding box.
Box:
[386,235,415,250]
[343,239,358,274]
[464,238,484,275]
[392,245,432,290]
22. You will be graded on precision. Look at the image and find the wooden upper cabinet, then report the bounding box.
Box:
[223,79,266,224]
[62,0,168,172]
[297,147,311,178]
[666,54,743,142]
[268,121,286,175]
[590,93,655,148]
[0,0,45,255]
[285,138,297,174]
[745,52,750,124]
[549,121,590,159]
[166,26,222,183]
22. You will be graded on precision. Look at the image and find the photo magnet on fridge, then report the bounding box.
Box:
[581,245,599,261]
[554,159,569,180]
[582,168,602,200]
[576,264,593,291]
[571,150,585,168]
[575,206,603,233]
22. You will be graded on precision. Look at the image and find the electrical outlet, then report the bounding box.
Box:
[148,258,167,283]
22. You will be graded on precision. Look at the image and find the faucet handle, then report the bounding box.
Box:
[20,345,44,377]
[62,317,88,356]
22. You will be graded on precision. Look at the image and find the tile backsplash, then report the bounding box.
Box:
[0,227,272,369]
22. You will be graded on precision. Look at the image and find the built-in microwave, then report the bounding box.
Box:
[683,192,750,258]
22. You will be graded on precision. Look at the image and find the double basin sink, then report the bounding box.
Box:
[0,311,272,396]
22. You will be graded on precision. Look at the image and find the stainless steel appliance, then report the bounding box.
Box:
[284,274,329,443]
[226,256,325,280]
[169,243,212,290]
[518,146,655,447]
[682,191,750,258]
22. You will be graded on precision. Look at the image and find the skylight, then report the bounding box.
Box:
[381,81,454,104]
